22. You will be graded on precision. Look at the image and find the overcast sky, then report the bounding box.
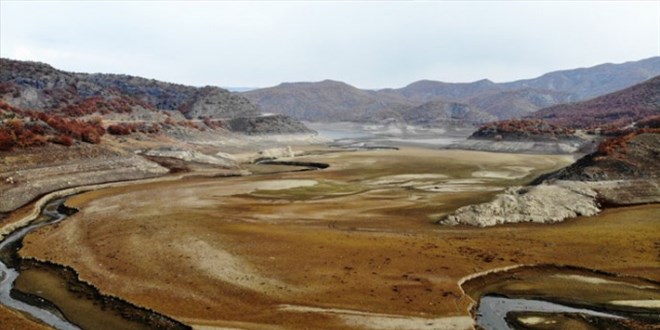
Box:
[1,1,658,89]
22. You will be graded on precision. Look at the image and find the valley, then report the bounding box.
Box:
[1,56,658,330]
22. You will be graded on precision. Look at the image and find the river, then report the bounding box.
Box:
[0,198,81,329]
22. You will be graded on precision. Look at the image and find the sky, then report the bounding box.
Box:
[1,1,659,89]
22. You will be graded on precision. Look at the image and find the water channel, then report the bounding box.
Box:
[0,198,81,329]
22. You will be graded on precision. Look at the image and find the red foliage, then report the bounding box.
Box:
[636,115,660,129]
[162,117,175,126]
[107,123,132,135]
[108,121,162,135]
[49,135,74,146]
[0,129,16,151]
[146,123,160,134]
[178,120,202,130]
[0,118,50,150]
[0,83,20,97]
[202,117,223,129]
[597,128,660,157]
[59,95,146,117]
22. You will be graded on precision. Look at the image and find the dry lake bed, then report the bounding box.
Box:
[5,147,659,329]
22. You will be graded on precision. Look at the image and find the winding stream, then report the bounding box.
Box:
[0,198,81,329]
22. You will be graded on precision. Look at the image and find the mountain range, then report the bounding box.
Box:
[244,57,660,124]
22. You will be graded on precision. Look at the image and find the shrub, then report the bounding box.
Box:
[50,135,74,146]
[0,130,16,151]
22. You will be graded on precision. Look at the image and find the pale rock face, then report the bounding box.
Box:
[441,181,600,227]
[258,146,295,159]
[143,149,237,168]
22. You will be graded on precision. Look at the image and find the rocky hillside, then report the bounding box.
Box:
[245,57,660,124]
[531,76,660,129]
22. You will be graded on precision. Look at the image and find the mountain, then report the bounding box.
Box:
[531,76,660,129]
[244,57,660,123]
[243,79,414,122]
[379,79,499,103]
[502,57,660,100]
[402,100,495,126]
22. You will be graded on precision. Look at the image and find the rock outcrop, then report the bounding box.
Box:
[178,86,260,119]
[225,115,316,135]
[441,181,600,227]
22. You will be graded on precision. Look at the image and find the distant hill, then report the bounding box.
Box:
[379,79,499,103]
[243,80,414,122]
[402,100,495,126]
[464,88,575,119]
[531,76,660,129]
[245,57,660,124]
